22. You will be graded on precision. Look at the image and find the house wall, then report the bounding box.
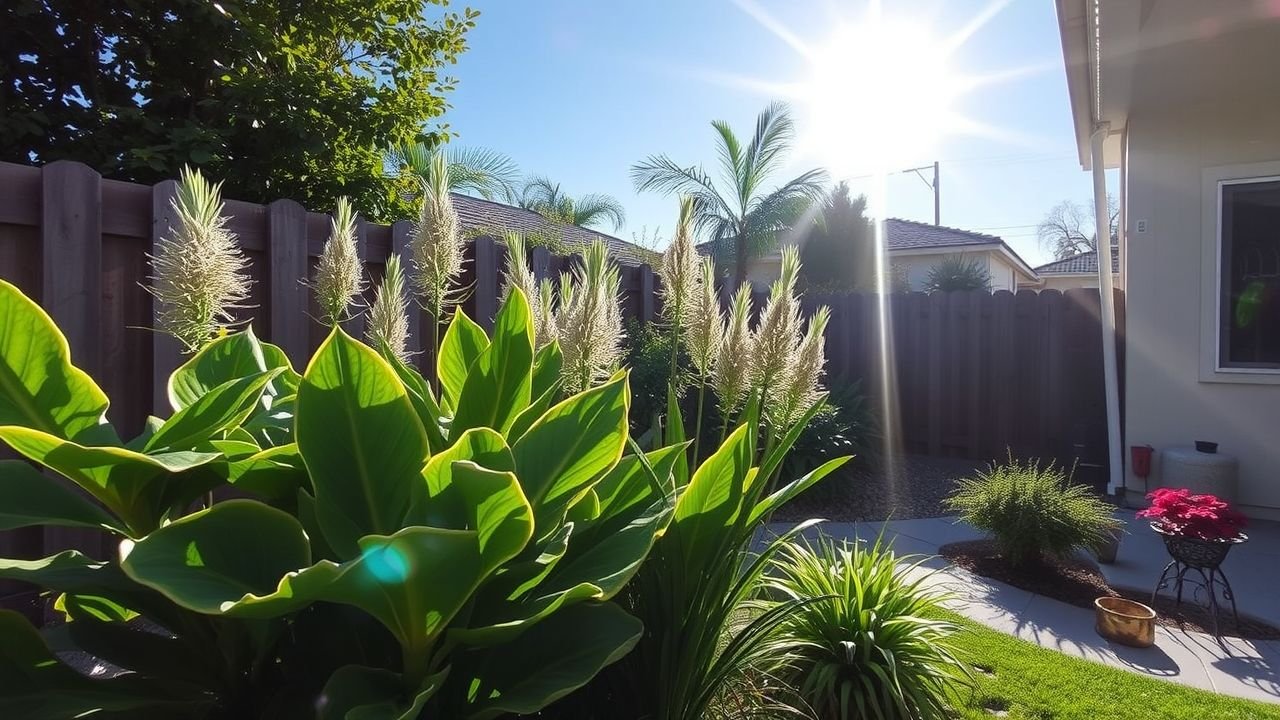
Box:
[1125,100,1280,518]
[895,250,1021,292]
[1037,273,1120,291]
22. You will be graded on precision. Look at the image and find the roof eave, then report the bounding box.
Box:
[1056,0,1096,171]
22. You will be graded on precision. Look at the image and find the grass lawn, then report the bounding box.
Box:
[939,609,1280,720]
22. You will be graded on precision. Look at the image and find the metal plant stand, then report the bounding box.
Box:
[1149,524,1248,637]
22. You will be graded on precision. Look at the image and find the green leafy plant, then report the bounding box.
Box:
[945,457,1120,567]
[764,535,969,720]
[924,255,992,293]
[0,273,681,718]
[782,378,878,481]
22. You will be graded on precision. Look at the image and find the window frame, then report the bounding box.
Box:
[1200,162,1280,384]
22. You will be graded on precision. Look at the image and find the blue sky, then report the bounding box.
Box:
[445,0,1103,267]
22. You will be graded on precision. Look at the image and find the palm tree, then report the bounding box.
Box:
[517,175,627,231]
[631,102,828,287]
[389,142,521,202]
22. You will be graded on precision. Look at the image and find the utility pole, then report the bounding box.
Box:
[903,162,941,225]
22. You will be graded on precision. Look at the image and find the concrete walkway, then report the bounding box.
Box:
[771,514,1280,704]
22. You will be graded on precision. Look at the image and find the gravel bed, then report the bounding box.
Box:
[774,453,985,522]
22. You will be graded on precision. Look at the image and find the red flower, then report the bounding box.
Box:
[1138,488,1247,541]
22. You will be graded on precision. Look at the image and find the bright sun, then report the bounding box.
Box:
[797,20,966,177]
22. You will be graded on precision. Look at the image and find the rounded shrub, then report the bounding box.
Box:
[945,458,1121,566]
[764,535,968,720]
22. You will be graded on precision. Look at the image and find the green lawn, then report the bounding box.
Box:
[939,610,1280,720]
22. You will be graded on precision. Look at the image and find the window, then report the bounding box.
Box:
[1219,178,1280,370]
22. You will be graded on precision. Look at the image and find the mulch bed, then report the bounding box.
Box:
[940,539,1280,641]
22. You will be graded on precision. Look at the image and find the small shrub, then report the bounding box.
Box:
[945,457,1120,566]
[924,254,992,292]
[764,535,968,720]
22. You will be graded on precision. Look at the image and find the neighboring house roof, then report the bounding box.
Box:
[450,193,653,266]
[1034,244,1120,276]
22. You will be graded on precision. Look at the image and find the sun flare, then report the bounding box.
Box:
[797,19,967,176]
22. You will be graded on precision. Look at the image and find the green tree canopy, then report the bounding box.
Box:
[799,182,876,291]
[1,0,477,221]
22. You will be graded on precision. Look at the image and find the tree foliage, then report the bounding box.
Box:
[799,182,876,291]
[1,0,477,221]
[631,102,828,287]
[1036,194,1119,260]
[517,175,627,231]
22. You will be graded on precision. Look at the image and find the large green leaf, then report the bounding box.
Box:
[378,341,446,452]
[0,279,110,442]
[463,602,643,720]
[413,429,514,528]
[0,610,202,719]
[168,327,271,410]
[228,443,309,502]
[530,341,563,401]
[511,373,629,535]
[544,500,671,602]
[259,340,303,396]
[671,423,755,566]
[665,383,689,487]
[144,369,282,452]
[0,426,219,534]
[451,289,535,438]
[318,665,446,720]
[748,455,850,525]
[0,459,125,534]
[437,310,489,413]
[590,444,685,537]
[296,328,430,559]
[0,550,110,591]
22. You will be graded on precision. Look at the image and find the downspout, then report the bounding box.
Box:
[1090,124,1124,496]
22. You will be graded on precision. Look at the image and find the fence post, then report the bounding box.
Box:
[638,264,655,325]
[530,246,552,283]
[150,179,182,415]
[473,235,498,331]
[267,199,309,367]
[390,220,422,361]
[41,160,106,559]
[926,292,945,456]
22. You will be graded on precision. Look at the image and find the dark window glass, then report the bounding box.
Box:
[1220,180,1280,368]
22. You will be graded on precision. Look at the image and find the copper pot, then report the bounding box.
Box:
[1095,597,1156,648]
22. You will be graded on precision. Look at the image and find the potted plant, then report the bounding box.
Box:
[1138,488,1249,568]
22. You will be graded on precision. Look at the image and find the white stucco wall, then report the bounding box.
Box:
[896,250,1021,292]
[1037,274,1120,292]
[1124,101,1280,517]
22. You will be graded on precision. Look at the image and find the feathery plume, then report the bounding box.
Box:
[556,241,625,393]
[501,232,538,304]
[367,253,410,362]
[682,257,723,378]
[751,245,804,413]
[535,277,559,349]
[148,166,252,353]
[775,305,830,428]
[659,196,699,326]
[714,284,755,417]
[313,196,364,325]
[409,151,464,323]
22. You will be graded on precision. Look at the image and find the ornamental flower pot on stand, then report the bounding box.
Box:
[1139,488,1249,637]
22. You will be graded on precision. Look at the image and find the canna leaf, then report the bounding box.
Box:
[167,327,272,410]
[0,459,126,534]
[451,288,534,437]
[143,369,282,452]
[437,310,489,413]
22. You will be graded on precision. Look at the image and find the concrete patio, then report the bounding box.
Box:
[770,511,1280,704]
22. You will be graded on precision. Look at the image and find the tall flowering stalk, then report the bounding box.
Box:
[752,245,804,436]
[148,166,252,353]
[659,196,699,379]
[367,253,410,362]
[313,197,364,326]
[556,241,624,393]
[409,151,464,363]
[775,305,830,430]
[536,278,559,349]
[501,232,558,348]
[683,257,724,460]
[714,284,755,428]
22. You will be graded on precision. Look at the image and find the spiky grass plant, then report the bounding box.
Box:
[556,240,624,393]
[714,284,755,423]
[500,232,559,348]
[366,253,410,362]
[535,277,558,349]
[765,535,969,720]
[148,166,251,353]
[660,197,700,373]
[409,151,465,355]
[775,305,830,430]
[751,246,804,434]
[683,257,724,459]
[945,457,1121,567]
[313,197,364,326]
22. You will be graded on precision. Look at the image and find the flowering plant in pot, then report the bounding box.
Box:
[1138,488,1248,568]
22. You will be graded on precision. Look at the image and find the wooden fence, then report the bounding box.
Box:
[0,160,1123,581]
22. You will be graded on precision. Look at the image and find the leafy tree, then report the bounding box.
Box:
[1,0,477,221]
[389,142,521,201]
[1036,194,1119,260]
[924,255,992,292]
[517,175,627,231]
[799,182,876,291]
[631,102,828,287]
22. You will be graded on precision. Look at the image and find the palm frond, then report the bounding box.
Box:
[572,193,627,230]
[741,101,796,199]
[444,146,520,201]
[711,119,745,211]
